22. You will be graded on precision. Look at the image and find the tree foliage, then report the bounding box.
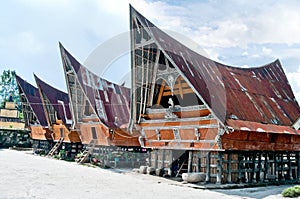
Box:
[0,69,20,110]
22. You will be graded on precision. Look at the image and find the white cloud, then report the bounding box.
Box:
[262,47,272,55]
[286,66,300,103]
[242,51,249,56]
[137,1,300,49]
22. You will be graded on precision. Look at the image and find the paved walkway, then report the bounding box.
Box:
[0,149,288,199]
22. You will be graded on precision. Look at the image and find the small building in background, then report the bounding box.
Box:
[16,75,52,153]
[0,99,30,148]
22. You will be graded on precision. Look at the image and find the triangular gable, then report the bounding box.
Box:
[15,75,48,127]
[293,117,300,130]
[60,43,131,129]
[129,6,300,126]
[34,74,72,126]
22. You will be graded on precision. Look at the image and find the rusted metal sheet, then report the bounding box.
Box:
[226,119,299,135]
[16,75,48,127]
[34,74,72,126]
[130,6,300,126]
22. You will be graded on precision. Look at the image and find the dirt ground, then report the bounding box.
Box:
[0,149,293,199]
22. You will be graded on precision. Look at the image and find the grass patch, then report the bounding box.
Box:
[282,185,300,197]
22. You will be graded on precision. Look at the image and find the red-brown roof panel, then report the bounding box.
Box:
[226,119,300,135]
[60,44,131,129]
[34,74,72,126]
[16,75,48,127]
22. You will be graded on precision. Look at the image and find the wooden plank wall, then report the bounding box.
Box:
[222,151,299,184]
[148,149,300,184]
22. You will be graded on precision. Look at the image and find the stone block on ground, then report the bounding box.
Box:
[132,168,140,173]
[147,167,155,175]
[139,166,148,174]
[182,172,206,183]
[156,168,163,176]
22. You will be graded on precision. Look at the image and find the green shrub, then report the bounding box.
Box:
[58,150,66,160]
[282,186,300,197]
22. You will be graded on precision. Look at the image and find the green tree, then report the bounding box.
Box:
[0,70,21,111]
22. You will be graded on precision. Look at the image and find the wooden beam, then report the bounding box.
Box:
[164,82,189,91]
[163,88,194,96]
[156,80,165,105]
[178,79,183,99]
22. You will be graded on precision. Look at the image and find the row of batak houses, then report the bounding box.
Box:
[15,6,300,184]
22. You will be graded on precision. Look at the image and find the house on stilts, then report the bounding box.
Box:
[129,6,300,184]
[16,75,52,153]
[59,43,147,166]
[34,74,82,158]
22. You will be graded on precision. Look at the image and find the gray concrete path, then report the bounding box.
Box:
[0,149,289,199]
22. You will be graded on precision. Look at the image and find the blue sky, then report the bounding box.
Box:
[0,0,300,103]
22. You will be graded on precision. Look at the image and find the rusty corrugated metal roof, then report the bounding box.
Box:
[226,119,299,135]
[16,75,48,127]
[60,44,131,129]
[34,74,72,125]
[131,6,300,126]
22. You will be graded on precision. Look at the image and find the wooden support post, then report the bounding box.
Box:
[245,155,249,183]
[156,81,165,105]
[252,152,257,183]
[199,151,202,173]
[288,152,293,180]
[264,152,269,182]
[162,150,165,170]
[196,152,200,172]
[188,151,193,173]
[280,153,284,181]
[178,78,184,99]
[216,152,222,184]
[297,152,300,181]
[154,150,158,169]
[206,152,211,183]
[38,140,40,150]
[227,152,232,183]
[168,150,173,176]
[238,152,243,183]
[148,150,151,167]
[258,153,262,182]
[275,153,278,182]
[271,153,275,178]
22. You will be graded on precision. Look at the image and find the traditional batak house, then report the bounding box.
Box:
[59,43,145,165]
[34,74,82,158]
[129,6,300,184]
[16,75,52,153]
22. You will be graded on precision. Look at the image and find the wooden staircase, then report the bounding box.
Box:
[76,139,97,164]
[47,137,64,157]
[176,159,188,177]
